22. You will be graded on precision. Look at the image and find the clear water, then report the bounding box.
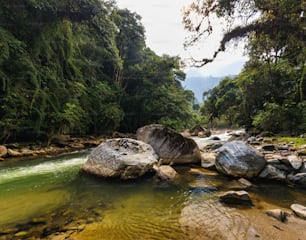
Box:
[1,151,306,239]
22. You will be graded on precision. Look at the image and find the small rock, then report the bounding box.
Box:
[300,162,306,173]
[7,149,22,157]
[266,159,281,164]
[277,144,290,151]
[20,148,34,156]
[197,129,212,138]
[154,165,177,181]
[0,145,8,157]
[291,204,306,220]
[189,125,205,136]
[264,153,283,161]
[266,209,290,222]
[258,165,287,181]
[203,142,223,151]
[197,131,206,138]
[288,173,306,185]
[200,152,216,169]
[247,136,257,144]
[261,144,276,151]
[189,168,219,176]
[201,160,215,170]
[228,132,248,141]
[287,155,302,170]
[219,190,253,206]
[238,178,252,188]
[274,164,294,172]
[180,131,191,138]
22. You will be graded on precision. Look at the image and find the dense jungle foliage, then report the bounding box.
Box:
[185,0,306,133]
[0,0,197,143]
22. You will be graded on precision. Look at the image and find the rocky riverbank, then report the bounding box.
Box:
[0,135,107,161]
[1,125,306,240]
[197,130,306,186]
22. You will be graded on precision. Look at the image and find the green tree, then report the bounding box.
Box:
[185,0,306,133]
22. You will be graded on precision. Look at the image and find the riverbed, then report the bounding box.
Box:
[1,136,306,239]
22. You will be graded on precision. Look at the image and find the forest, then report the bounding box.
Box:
[0,0,197,143]
[184,0,306,133]
[0,0,305,144]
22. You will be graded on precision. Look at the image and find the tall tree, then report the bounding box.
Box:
[186,0,306,132]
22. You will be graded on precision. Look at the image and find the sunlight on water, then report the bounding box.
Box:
[0,156,87,184]
[0,153,89,228]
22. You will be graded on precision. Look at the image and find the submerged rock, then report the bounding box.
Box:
[136,124,201,164]
[154,165,178,181]
[215,141,266,178]
[266,209,290,222]
[238,178,253,188]
[219,190,253,206]
[81,138,158,180]
[291,204,306,220]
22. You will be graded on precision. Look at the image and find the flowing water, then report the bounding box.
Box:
[1,139,306,239]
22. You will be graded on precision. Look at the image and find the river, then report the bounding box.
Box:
[1,135,306,239]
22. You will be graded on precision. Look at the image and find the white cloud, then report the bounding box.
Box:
[115,0,247,76]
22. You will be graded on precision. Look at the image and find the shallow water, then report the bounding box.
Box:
[1,150,306,239]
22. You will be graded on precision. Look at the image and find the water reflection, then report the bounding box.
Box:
[1,153,306,239]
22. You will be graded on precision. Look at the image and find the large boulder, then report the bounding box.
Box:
[81,138,158,180]
[215,141,266,178]
[136,124,201,164]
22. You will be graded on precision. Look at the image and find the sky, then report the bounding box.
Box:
[115,0,248,77]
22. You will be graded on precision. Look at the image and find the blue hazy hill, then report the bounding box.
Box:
[183,75,224,103]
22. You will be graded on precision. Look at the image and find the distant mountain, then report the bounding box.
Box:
[183,75,224,103]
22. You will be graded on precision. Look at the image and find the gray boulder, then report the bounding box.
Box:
[81,138,158,180]
[215,141,266,178]
[259,164,287,181]
[136,124,201,164]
